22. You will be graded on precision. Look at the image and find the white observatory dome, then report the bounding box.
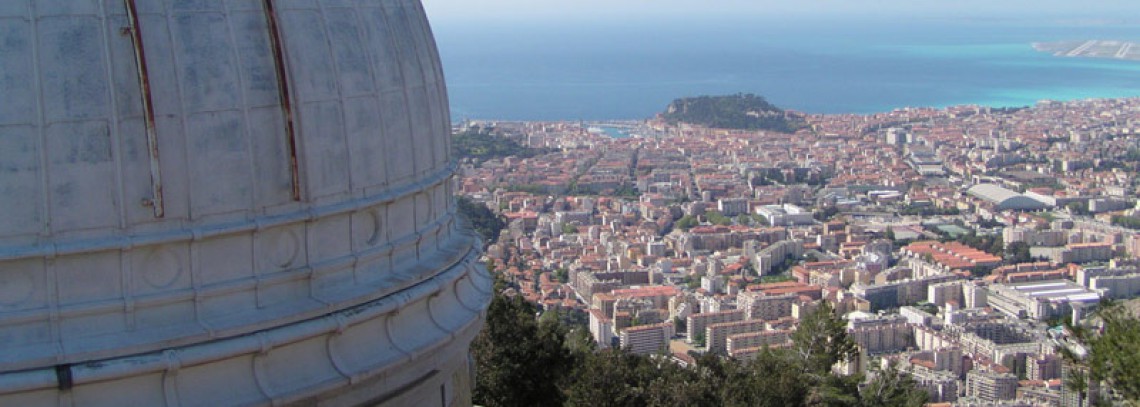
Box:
[0,1,491,406]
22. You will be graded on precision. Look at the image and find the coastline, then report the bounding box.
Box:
[440,18,1140,122]
[453,96,1140,124]
[1033,40,1140,61]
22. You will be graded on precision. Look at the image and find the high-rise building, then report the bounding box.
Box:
[965,370,1019,402]
[0,1,490,406]
[706,319,766,354]
[619,323,674,355]
[686,309,744,343]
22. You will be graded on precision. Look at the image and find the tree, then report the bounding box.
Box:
[1069,301,1140,403]
[453,126,554,164]
[675,215,699,231]
[564,324,596,356]
[1005,241,1032,264]
[1067,201,1090,216]
[860,362,929,407]
[472,292,573,407]
[564,349,647,407]
[693,332,706,348]
[953,231,1003,256]
[473,275,930,407]
[1111,215,1140,230]
[565,348,719,407]
[554,268,570,284]
[815,206,840,221]
[661,94,806,133]
[642,356,719,407]
[705,211,732,226]
[792,301,858,375]
[457,196,506,245]
[806,374,862,407]
[721,348,812,407]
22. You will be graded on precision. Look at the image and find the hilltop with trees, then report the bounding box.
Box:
[660,93,806,133]
[453,126,554,164]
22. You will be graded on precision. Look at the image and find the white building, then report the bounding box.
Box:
[686,310,744,343]
[589,309,617,348]
[1091,273,1140,299]
[753,239,805,275]
[717,197,750,217]
[620,323,675,355]
[987,281,1103,321]
[965,370,1019,402]
[967,184,1049,211]
[755,204,816,226]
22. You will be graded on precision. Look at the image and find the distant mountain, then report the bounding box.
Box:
[661,94,806,133]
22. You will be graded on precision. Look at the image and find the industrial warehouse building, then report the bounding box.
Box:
[986,281,1103,321]
[966,184,1049,211]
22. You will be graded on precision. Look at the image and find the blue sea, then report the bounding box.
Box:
[431,16,1140,121]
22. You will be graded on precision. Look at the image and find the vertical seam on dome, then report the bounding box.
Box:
[348,5,389,190]
[315,1,357,195]
[24,0,61,362]
[28,1,52,236]
[403,0,436,177]
[262,0,302,202]
[123,0,165,218]
[407,0,444,169]
[220,1,260,213]
[97,1,129,229]
[156,0,192,220]
[25,1,66,360]
[380,2,420,182]
[364,6,397,189]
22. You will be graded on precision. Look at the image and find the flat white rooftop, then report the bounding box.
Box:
[1002,280,1103,303]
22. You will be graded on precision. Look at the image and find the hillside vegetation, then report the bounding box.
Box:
[662,93,806,133]
[454,126,554,164]
[473,284,929,407]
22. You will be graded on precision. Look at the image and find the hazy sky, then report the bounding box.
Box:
[423,0,1139,23]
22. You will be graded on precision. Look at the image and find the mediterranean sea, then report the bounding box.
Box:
[432,16,1140,121]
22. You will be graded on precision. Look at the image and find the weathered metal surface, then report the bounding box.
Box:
[262,0,301,202]
[123,0,164,218]
[0,1,482,406]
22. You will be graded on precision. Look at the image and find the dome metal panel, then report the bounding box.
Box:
[0,1,487,405]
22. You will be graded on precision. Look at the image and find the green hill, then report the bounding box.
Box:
[661,93,806,132]
[454,126,553,164]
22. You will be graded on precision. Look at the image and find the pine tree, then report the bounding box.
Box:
[860,362,929,407]
[1080,301,1140,402]
[471,293,572,407]
[792,301,858,375]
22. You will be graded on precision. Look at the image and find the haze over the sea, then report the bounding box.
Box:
[424,1,1140,121]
